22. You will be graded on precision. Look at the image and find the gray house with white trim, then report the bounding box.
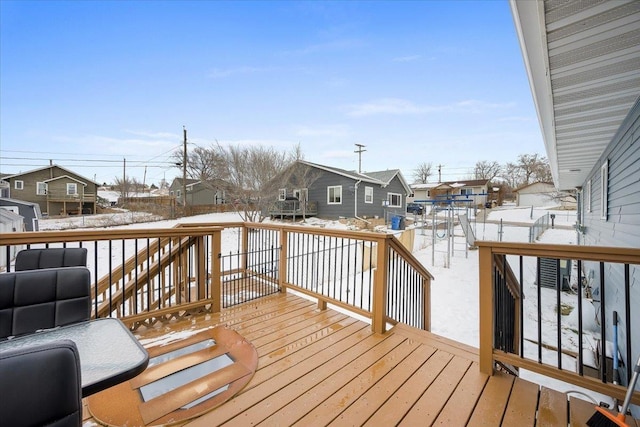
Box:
[512,0,639,406]
[274,160,412,220]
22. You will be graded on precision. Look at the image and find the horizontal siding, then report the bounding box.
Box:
[580,98,640,392]
[282,166,408,220]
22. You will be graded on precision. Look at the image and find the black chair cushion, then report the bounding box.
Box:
[0,267,91,339]
[0,339,82,427]
[15,248,88,271]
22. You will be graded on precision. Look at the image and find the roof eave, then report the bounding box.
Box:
[510,0,561,187]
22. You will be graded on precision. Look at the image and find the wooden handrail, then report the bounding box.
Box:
[478,240,640,406]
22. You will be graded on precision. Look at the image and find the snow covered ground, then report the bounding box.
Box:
[40,205,612,405]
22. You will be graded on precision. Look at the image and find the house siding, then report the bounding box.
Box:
[5,166,97,215]
[580,98,640,387]
[283,165,408,220]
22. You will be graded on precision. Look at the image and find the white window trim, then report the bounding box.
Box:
[387,192,402,208]
[585,180,591,213]
[327,185,342,205]
[67,183,78,196]
[600,160,608,220]
[278,188,286,201]
[14,180,23,190]
[36,182,47,195]
[364,186,373,204]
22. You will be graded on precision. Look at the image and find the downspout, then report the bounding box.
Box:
[354,180,360,218]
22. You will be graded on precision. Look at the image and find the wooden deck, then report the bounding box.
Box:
[84,293,636,426]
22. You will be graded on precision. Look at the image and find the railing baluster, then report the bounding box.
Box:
[537,256,542,364]
[519,255,524,358]
[600,261,606,383]
[577,259,583,376]
[556,258,562,370]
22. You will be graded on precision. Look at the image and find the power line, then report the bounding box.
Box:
[0,162,171,169]
[0,156,176,165]
[0,149,138,158]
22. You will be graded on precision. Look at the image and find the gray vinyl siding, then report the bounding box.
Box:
[285,167,408,219]
[305,170,360,218]
[580,98,639,387]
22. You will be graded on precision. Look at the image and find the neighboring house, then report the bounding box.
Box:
[512,0,639,405]
[410,179,489,206]
[169,178,226,206]
[1,165,99,216]
[0,197,42,231]
[514,182,556,207]
[97,188,120,206]
[0,209,24,271]
[0,178,9,198]
[274,160,412,219]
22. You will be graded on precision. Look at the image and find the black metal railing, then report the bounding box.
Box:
[479,241,640,403]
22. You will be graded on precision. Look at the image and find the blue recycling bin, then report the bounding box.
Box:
[391,215,402,230]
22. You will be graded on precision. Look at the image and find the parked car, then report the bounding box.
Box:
[406,202,424,215]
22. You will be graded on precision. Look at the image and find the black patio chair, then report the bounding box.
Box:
[0,339,82,427]
[0,266,91,339]
[15,247,87,271]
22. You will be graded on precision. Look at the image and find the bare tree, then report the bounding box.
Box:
[500,154,551,189]
[215,144,296,222]
[474,160,502,181]
[113,176,135,199]
[501,162,522,189]
[516,153,550,186]
[413,162,433,184]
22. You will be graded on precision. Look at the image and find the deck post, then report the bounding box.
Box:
[372,236,389,334]
[422,276,431,331]
[210,228,222,313]
[278,228,288,294]
[479,244,494,375]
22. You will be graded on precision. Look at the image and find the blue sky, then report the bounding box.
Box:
[0,0,544,187]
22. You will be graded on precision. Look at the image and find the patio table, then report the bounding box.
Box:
[0,318,149,397]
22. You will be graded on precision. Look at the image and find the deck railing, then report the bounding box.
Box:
[478,241,640,405]
[0,222,432,334]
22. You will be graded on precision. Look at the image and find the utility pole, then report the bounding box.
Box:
[123,157,127,198]
[354,143,366,173]
[182,126,188,208]
[438,164,442,183]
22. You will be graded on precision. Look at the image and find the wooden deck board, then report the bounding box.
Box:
[538,386,568,427]
[502,377,540,427]
[569,396,600,427]
[252,334,416,426]
[82,293,639,427]
[291,342,434,427]
[466,371,515,427]
[398,354,473,426]
[333,344,445,426]
[431,362,489,426]
[266,338,422,426]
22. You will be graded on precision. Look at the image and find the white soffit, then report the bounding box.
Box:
[511,0,640,190]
